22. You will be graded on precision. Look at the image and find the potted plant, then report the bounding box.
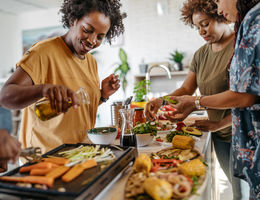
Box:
[169,50,184,71]
[114,48,131,95]
[131,79,151,108]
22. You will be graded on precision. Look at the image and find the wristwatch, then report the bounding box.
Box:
[100,96,109,102]
[195,95,206,110]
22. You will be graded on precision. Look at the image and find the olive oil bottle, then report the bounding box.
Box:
[34,87,90,121]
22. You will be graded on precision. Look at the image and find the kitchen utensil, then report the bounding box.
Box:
[20,147,42,163]
[0,144,138,200]
[110,101,124,127]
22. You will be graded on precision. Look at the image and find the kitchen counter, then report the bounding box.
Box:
[0,114,213,200]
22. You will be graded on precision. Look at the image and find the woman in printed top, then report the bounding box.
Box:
[167,0,260,199]
[146,0,249,198]
[0,0,124,154]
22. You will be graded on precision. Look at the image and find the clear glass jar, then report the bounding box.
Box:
[119,108,136,148]
[133,107,146,127]
[34,87,90,121]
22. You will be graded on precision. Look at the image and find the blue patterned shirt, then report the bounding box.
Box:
[229,3,260,199]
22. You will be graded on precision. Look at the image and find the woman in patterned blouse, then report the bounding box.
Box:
[167,0,260,199]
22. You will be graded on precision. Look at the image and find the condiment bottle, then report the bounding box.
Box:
[133,107,146,127]
[34,87,90,121]
[119,108,137,148]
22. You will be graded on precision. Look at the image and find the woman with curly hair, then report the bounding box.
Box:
[168,0,260,198]
[0,0,125,153]
[145,0,250,198]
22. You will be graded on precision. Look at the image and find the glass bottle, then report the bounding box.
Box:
[133,107,146,127]
[119,108,137,148]
[34,87,90,121]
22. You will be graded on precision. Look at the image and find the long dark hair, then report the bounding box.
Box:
[234,0,260,35]
[227,0,259,86]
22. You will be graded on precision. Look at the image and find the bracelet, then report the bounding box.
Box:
[195,95,206,110]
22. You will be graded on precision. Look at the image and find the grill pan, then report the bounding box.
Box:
[0,143,138,200]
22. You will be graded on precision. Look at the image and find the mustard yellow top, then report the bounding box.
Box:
[17,37,101,153]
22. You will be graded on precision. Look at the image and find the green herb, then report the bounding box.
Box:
[191,176,200,194]
[166,130,190,142]
[133,122,157,136]
[133,80,151,102]
[134,194,153,200]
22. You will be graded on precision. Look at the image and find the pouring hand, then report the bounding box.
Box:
[41,84,79,113]
[145,98,164,121]
[101,74,120,98]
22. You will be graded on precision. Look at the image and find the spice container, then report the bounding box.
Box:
[133,107,146,127]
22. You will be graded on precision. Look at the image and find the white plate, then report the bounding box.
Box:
[157,130,172,135]
[154,133,201,147]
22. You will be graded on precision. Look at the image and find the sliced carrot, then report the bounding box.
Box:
[81,159,97,170]
[0,176,54,188]
[19,162,59,173]
[42,157,69,165]
[61,159,97,182]
[30,168,56,176]
[46,166,70,179]
[61,165,84,182]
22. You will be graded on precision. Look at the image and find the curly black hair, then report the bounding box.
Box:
[59,0,125,43]
[181,0,228,27]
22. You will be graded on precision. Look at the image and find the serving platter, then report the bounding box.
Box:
[0,143,138,200]
[125,135,208,200]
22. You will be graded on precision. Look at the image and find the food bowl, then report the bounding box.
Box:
[135,133,154,147]
[87,127,117,145]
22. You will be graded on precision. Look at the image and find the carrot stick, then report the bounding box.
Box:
[45,166,70,179]
[19,162,59,173]
[62,159,97,182]
[61,165,84,182]
[81,159,97,170]
[0,176,54,188]
[42,157,69,165]
[30,168,56,176]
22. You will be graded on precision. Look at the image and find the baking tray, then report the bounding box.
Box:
[0,143,138,200]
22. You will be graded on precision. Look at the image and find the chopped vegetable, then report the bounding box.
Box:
[162,96,178,104]
[58,145,115,163]
[42,157,69,165]
[175,121,186,131]
[0,176,54,188]
[133,122,157,136]
[30,168,56,176]
[19,162,59,173]
[166,130,189,142]
[150,158,181,172]
[45,166,70,179]
[62,159,97,182]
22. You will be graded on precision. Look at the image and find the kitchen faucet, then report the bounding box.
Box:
[145,64,171,100]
